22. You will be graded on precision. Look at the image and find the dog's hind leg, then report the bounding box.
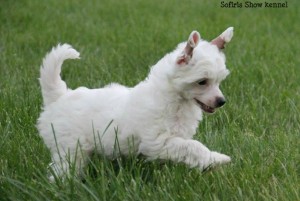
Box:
[48,147,89,182]
[142,137,231,171]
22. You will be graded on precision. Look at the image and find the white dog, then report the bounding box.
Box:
[37,27,234,180]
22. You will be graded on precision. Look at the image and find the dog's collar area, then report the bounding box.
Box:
[194,99,215,113]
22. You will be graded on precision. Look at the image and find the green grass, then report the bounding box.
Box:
[0,0,299,200]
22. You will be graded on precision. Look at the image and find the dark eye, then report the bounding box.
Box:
[198,79,208,85]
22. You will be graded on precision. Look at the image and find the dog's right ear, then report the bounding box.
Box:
[176,31,200,65]
[211,27,234,49]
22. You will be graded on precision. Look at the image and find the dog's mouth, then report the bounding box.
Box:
[194,99,215,113]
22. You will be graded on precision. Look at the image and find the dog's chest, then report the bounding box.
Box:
[163,102,202,139]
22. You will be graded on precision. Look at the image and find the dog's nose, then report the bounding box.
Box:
[216,97,226,108]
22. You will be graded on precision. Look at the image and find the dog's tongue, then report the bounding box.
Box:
[207,108,215,113]
[195,99,215,113]
[202,105,215,113]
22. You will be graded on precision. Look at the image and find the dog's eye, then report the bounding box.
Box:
[198,79,208,85]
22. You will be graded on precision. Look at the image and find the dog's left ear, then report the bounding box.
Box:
[211,27,234,49]
[176,31,200,65]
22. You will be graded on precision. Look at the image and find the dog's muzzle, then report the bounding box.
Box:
[194,97,226,113]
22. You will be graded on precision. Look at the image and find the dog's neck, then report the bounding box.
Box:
[136,66,202,125]
[129,55,203,138]
[136,78,202,138]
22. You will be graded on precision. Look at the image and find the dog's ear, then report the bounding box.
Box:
[176,31,200,65]
[211,27,234,49]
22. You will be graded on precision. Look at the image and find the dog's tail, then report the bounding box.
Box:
[39,44,80,106]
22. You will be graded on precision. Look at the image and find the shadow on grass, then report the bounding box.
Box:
[83,153,181,184]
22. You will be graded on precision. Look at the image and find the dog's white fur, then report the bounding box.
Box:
[37,27,234,180]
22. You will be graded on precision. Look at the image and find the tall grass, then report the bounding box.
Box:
[0,0,299,200]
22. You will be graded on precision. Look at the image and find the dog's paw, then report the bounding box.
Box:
[210,151,231,165]
[48,175,55,183]
[201,152,231,172]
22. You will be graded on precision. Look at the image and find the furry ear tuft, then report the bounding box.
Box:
[211,27,234,49]
[176,31,201,65]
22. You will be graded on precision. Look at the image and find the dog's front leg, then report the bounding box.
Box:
[149,137,231,171]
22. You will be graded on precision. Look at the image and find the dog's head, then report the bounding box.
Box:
[172,27,234,113]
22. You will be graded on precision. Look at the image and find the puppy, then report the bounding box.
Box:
[37,27,234,180]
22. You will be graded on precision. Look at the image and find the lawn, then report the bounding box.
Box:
[0,0,299,200]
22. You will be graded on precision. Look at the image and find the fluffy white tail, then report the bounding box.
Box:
[39,44,80,106]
